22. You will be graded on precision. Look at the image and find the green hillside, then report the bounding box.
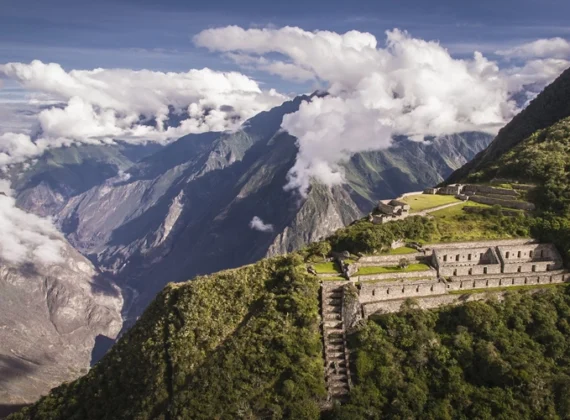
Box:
[9,256,326,420]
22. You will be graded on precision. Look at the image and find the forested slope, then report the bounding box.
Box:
[8,256,325,420]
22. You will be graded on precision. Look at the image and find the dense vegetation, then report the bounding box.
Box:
[467,117,570,261]
[333,286,570,419]
[9,255,325,420]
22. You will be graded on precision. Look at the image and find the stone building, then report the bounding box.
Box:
[423,187,438,194]
[438,184,463,195]
[496,243,563,273]
[340,239,568,318]
[373,199,411,224]
[432,246,501,277]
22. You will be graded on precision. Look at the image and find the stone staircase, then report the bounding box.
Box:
[321,283,351,403]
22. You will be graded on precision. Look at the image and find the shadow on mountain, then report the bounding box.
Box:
[90,335,116,366]
[0,404,28,418]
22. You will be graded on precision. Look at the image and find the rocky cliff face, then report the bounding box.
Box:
[0,240,122,411]
[9,96,492,324]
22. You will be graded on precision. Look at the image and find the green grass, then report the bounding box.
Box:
[426,201,529,243]
[320,276,346,281]
[355,263,431,276]
[312,262,340,274]
[383,246,417,255]
[429,201,490,218]
[449,283,568,295]
[402,194,461,212]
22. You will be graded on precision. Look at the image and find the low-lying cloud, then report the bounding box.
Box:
[0,61,286,165]
[0,180,64,265]
[196,27,570,195]
[249,216,274,232]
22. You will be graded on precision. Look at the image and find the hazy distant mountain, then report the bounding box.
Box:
[5,95,490,323]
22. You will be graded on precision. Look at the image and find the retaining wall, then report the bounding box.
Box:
[353,268,437,283]
[469,195,535,210]
[362,272,568,316]
[359,270,567,305]
[427,238,534,250]
[358,252,425,266]
[463,184,519,197]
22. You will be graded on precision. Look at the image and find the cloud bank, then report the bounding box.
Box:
[196,27,570,194]
[249,216,274,232]
[0,180,64,265]
[0,61,286,165]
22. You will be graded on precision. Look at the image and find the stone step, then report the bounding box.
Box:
[330,385,350,396]
[324,313,342,321]
[326,366,347,375]
[326,337,343,344]
[325,305,342,313]
[325,328,344,335]
[326,297,342,304]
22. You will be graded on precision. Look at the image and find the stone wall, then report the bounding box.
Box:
[361,271,568,316]
[433,246,501,277]
[496,243,560,262]
[469,195,535,210]
[440,263,502,277]
[353,268,437,283]
[359,279,446,304]
[358,252,425,266]
[427,238,534,250]
[359,271,567,304]
[463,184,519,197]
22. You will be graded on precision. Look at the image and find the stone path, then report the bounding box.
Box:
[321,282,351,403]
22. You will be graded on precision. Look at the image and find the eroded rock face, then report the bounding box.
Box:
[0,241,123,408]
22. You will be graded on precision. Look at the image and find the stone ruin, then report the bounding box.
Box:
[334,239,568,319]
[425,183,536,211]
[371,199,411,224]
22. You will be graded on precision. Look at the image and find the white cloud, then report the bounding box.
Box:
[0,60,287,166]
[0,181,64,265]
[496,37,570,59]
[198,27,559,194]
[249,216,274,232]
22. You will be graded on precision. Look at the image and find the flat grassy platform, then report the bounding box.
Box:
[356,263,431,276]
[384,246,417,255]
[312,262,341,274]
[402,194,460,212]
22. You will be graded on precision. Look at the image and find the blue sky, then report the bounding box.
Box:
[2,0,570,93]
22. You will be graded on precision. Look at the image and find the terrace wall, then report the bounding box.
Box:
[352,268,437,283]
[358,252,425,266]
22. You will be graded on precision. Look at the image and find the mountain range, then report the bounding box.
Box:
[0,92,492,414]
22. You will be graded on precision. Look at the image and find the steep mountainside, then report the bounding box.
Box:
[0,238,122,416]
[8,255,326,420]
[448,66,570,183]
[28,96,490,321]
[7,142,161,217]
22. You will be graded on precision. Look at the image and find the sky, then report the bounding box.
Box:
[1,0,570,263]
[2,0,570,90]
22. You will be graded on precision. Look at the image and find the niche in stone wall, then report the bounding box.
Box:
[517,266,522,273]
[532,265,536,272]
